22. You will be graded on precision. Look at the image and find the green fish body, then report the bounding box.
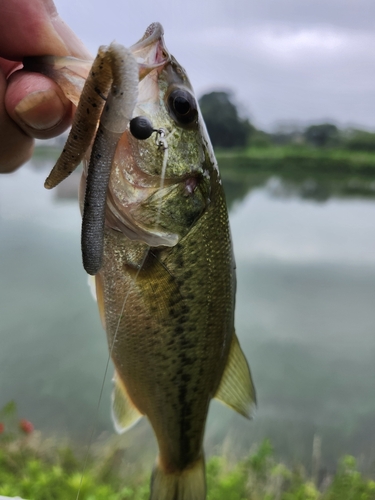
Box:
[27,22,256,500]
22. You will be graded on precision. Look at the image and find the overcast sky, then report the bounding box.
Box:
[54,0,375,131]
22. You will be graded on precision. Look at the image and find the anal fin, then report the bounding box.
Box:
[87,274,106,330]
[214,332,256,418]
[112,371,143,434]
[95,274,106,330]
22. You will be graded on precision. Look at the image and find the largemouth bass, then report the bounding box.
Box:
[25,23,256,500]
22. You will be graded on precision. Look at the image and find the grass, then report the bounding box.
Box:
[216,145,375,165]
[216,145,375,176]
[1,434,375,500]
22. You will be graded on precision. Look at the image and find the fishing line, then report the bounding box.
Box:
[155,129,170,195]
[76,133,169,500]
[75,248,149,500]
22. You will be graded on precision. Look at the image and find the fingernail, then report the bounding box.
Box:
[15,89,65,130]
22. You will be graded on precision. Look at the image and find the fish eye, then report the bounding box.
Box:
[167,89,198,126]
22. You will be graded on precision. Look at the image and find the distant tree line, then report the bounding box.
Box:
[198,91,253,148]
[199,91,375,152]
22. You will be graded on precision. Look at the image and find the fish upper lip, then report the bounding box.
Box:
[130,22,165,53]
[130,22,171,78]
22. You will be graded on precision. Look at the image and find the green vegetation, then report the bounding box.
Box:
[217,145,375,182]
[303,124,340,148]
[1,405,375,500]
[197,89,375,205]
[217,145,375,164]
[199,90,375,152]
[1,436,375,500]
[198,91,252,148]
[345,129,375,152]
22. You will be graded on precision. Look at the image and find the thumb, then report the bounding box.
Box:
[0,0,91,60]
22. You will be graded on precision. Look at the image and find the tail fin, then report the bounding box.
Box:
[150,455,206,500]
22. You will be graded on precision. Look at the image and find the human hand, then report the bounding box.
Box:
[0,0,91,172]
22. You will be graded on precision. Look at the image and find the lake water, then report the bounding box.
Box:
[1,154,375,473]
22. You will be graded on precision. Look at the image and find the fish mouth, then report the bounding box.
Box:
[131,23,171,80]
[105,24,204,249]
[103,23,187,248]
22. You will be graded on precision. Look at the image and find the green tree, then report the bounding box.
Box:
[304,123,339,147]
[345,129,375,152]
[199,91,252,148]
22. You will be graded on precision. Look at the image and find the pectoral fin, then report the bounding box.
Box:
[214,333,256,418]
[112,371,143,434]
[23,55,92,106]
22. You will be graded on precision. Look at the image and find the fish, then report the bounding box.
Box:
[25,22,256,500]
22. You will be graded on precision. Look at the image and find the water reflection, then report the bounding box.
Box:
[219,155,375,208]
[1,152,375,472]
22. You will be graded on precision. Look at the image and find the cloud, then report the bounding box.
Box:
[53,0,375,129]
[190,25,346,56]
[178,22,375,128]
